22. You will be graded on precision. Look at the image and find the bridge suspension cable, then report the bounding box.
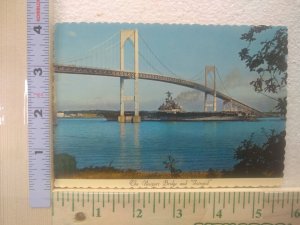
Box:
[126,36,168,76]
[215,67,232,98]
[138,34,183,79]
[189,71,204,82]
[138,51,164,75]
[57,32,118,63]
[56,32,120,70]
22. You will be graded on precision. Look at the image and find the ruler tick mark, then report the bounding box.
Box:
[123,193,125,208]
[263,192,265,209]
[92,193,95,217]
[204,192,206,208]
[213,192,216,219]
[193,192,196,213]
[173,193,176,218]
[103,193,105,208]
[272,192,275,213]
[82,192,84,207]
[158,192,161,204]
[62,192,64,207]
[291,192,294,218]
[223,192,226,209]
[252,192,255,219]
[248,192,251,204]
[72,192,74,211]
[133,194,135,218]
[153,193,156,213]
[233,192,236,213]
[113,193,115,212]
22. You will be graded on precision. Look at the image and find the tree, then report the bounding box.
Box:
[239,26,288,116]
[163,154,182,177]
[54,153,77,177]
[233,130,285,177]
[275,97,287,117]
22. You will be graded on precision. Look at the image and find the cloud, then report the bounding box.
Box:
[174,91,204,111]
[67,31,77,38]
[175,90,203,103]
[223,68,243,88]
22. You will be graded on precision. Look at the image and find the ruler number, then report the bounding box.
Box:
[33,25,42,34]
[96,208,101,217]
[294,209,300,218]
[33,68,43,76]
[136,209,142,218]
[34,150,43,155]
[216,209,222,218]
[176,209,183,218]
[34,109,43,118]
[255,209,262,218]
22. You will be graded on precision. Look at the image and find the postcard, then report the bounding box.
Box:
[53,23,287,188]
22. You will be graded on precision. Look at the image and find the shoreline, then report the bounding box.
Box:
[56,110,283,121]
[55,167,280,179]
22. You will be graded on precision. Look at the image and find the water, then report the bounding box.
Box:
[54,118,285,172]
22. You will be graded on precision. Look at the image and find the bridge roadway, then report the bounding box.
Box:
[54,65,262,115]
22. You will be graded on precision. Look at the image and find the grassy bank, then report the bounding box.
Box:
[54,166,280,179]
[56,167,223,179]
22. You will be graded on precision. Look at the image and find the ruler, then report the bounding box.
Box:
[52,190,300,225]
[27,0,51,207]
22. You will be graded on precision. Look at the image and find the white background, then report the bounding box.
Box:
[53,0,300,186]
[0,1,299,225]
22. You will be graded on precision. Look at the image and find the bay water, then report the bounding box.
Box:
[54,118,285,172]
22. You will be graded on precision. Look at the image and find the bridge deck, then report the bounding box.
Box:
[54,65,262,115]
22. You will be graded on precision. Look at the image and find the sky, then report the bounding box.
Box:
[54,23,287,112]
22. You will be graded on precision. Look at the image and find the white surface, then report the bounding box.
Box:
[0,1,299,225]
[53,0,300,186]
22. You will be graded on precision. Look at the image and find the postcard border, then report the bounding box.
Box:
[55,178,283,189]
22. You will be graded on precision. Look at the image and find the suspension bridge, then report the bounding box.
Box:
[54,29,262,122]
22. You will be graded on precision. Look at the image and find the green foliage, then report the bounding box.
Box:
[54,153,77,177]
[239,26,288,94]
[233,130,285,177]
[275,97,287,117]
[163,154,182,177]
[239,26,288,117]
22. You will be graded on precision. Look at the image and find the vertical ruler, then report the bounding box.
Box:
[27,0,51,207]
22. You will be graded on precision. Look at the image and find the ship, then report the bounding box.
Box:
[158,91,183,113]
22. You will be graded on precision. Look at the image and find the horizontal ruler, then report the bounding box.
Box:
[52,189,300,225]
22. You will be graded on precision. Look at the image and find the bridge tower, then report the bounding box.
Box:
[118,29,141,123]
[204,65,217,112]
